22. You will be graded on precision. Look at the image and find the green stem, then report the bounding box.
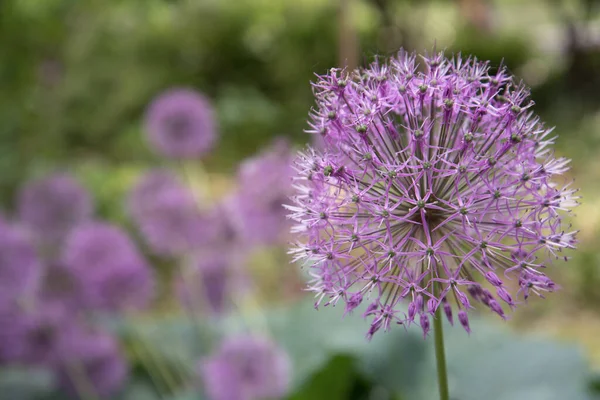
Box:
[433,306,450,400]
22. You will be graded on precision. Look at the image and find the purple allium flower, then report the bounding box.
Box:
[199,336,291,400]
[0,223,42,304]
[286,50,579,338]
[128,169,207,256]
[174,204,249,315]
[0,302,71,365]
[40,262,84,310]
[62,222,154,312]
[226,138,294,246]
[144,88,217,159]
[175,253,231,316]
[55,329,128,399]
[17,174,93,248]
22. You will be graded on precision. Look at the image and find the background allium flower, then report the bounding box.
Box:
[55,329,128,399]
[62,222,154,311]
[175,203,249,315]
[287,50,579,338]
[0,223,41,304]
[40,262,84,310]
[144,88,217,159]
[199,336,291,400]
[17,174,93,248]
[175,253,232,316]
[0,303,71,365]
[226,138,294,246]
[128,169,207,256]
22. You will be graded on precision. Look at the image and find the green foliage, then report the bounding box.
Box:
[0,366,56,400]
[0,0,364,205]
[109,300,594,400]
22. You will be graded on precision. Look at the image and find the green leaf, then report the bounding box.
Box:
[257,300,594,400]
[0,366,56,400]
[287,354,360,400]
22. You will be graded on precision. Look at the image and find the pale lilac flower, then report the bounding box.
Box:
[55,329,128,399]
[128,169,206,256]
[227,139,294,246]
[287,50,579,338]
[17,174,92,248]
[0,223,42,305]
[144,88,217,159]
[199,336,291,400]
[62,222,154,312]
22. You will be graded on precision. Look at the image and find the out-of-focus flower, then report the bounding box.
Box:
[174,201,250,315]
[227,138,294,246]
[287,50,579,338]
[17,174,92,249]
[176,253,236,316]
[199,336,290,400]
[40,262,84,310]
[128,169,207,256]
[144,88,217,159]
[0,302,74,365]
[0,223,41,305]
[62,222,154,312]
[55,329,128,399]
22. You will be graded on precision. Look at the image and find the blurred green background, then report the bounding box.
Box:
[2,0,600,399]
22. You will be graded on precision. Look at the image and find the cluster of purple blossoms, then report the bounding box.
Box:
[144,88,217,159]
[128,169,207,256]
[0,173,156,398]
[17,174,93,250]
[286,50,579,338]
[199,336,291,400]
[226,138,295,246]
[0,297,129,398]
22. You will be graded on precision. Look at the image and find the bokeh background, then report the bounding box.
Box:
[1,0,600,399]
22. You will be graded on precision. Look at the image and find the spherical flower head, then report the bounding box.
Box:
[40,262,85,310]
[0,302,71,365]
[287,50,579,338]
[17,174,93,248]
[62,222,155,312]
[144,88,217,159]
[175,253,231,316]
[227,138,295,246]
[128,169,207,256]
[198,336,291,400]
[0,223,42,304]
[55,329,128,399]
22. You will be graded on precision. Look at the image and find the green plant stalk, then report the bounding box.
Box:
[433,306,450,400]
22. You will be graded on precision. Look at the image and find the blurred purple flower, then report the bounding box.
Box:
[287,50,579,338]
[199,336,291,400]
[0,223,42,305]
[62,222,154,312]
[17,174,93,249]
[128,169,207,256]
[175,252,244,316]
[55,329,128,399]
[0,302,71,365]
[227,138,294,246]
[40,262,84,310]
[144,88,217,159]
